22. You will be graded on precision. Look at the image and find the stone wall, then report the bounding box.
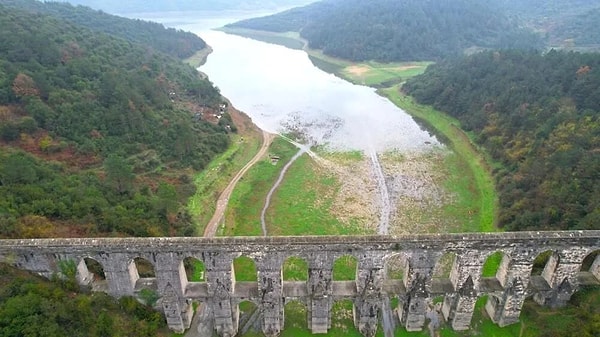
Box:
[0,231,599,336]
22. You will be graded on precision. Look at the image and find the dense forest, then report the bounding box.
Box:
[0,3,230,238]
[403,50,600,231]
[228,0,543,62]
[0,0,207,59]
[489,0,600,50]
[63,0,315,13]
[0,263,169,336]
[492,0,600,19]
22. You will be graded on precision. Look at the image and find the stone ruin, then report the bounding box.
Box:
[0,231,599,336]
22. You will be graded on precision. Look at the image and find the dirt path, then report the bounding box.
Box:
[186,130,273,337]
[260,148,306,236]
[203,130,275,237]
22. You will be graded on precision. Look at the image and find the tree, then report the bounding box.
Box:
[103,154,134,194]
[12,73,39,98]
[0,152,38,185]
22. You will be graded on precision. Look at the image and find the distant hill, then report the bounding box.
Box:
[547,7,600,50]
[492,0,600,18]
[61,0,315,13]
[485,0,600,50]
[403,50,600,231]
[227,0,543,62]
[0,3,230,238]
[0,0,207,59]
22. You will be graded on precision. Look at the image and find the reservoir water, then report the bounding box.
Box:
[131,11,439,153]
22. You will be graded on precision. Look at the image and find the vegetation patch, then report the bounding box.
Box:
[266,155,365,236]
[0,263,170,337]
[340,62,432,87]
[184,46,213,68]
[222,137,299,236]
[188,132,262,234]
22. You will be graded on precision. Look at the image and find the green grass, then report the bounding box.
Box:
[266,155,369,236]
[441,151,487,232]
[222,136,299,236]
[183,46,213,68]
[234,256,258,282]
[283,256,308,281]
[278,300,365,337]
[340,61,432,87]
[379,88,498,233]
[482,252,504,278]
[184,258,205,282]
[333,256,358,281]
[188,134,262,234]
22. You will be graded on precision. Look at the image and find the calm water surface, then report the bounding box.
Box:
[132,11,439,153]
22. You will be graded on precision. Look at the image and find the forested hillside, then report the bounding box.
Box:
[228,0,542,61]
[489,0,600,50]
[0,0,206,59]
[63,0,315,13]
[548,7,600,49]
[0,4,230,238]
[403,50,600,231]
[492,0,600,19]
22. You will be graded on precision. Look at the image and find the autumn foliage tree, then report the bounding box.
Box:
[12,73,39,98]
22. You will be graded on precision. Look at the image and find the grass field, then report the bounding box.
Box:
[183,46,213,68]
[266,154,369,236]
[187,133,262,235]
[222,136,299,237]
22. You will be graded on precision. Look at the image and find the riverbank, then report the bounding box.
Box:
[183,45,213,68]
[218,27,431,87]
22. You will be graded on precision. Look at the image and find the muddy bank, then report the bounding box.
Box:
[318,147,456,235]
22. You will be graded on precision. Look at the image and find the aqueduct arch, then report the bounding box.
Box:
[0,231,599,336]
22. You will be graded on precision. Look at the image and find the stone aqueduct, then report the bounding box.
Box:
[1,231,599,336]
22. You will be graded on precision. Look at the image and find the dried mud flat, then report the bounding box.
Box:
[319,147,455,235]
[319,155,380,233]
[381,149,456,235]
